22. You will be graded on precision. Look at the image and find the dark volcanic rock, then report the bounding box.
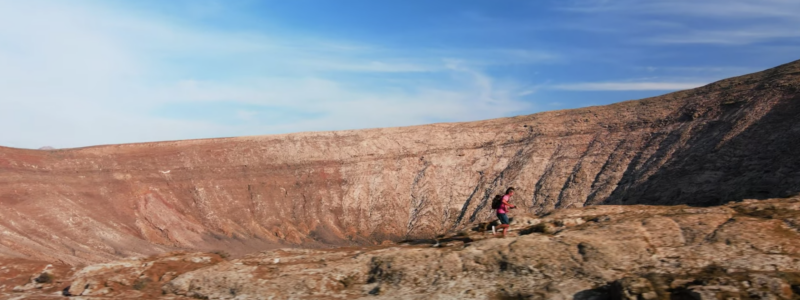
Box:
[0,60,799,265]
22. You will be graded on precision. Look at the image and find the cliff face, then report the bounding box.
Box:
[0,60,799,265]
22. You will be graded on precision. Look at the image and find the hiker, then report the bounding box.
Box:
[495,187,517,237]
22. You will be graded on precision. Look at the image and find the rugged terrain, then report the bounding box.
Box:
[2,60,799,265]
[4,196,800,299]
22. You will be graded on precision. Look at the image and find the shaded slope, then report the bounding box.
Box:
[601,64,800,206]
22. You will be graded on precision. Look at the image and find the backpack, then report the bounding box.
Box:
[491,195,503,210]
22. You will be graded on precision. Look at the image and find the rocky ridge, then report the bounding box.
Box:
[0,59,799,266]
[3,196,800,299]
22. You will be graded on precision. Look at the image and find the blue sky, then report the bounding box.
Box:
[1,0,798,149]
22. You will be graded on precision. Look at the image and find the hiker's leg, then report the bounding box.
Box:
[496,224,509,237]
[493,225,502,236]
[498,213,510,237]
[494,214,503,236]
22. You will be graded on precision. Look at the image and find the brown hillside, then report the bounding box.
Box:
[0,59,799,265]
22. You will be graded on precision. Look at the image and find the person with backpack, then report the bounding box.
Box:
[492,187,517,237]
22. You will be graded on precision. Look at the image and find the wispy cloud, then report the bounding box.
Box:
[2,0,790,149]
[645,28,800,45]
[560,0,800,45]
[560,0,800,18]
[0,1,548,149]
[552,82,706,91]
[638,66,754,73]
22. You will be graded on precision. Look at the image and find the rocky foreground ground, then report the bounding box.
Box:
[2,196,799,299]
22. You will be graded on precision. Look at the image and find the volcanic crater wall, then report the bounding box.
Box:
[1,60,799,265]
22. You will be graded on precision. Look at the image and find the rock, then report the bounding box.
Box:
[65,278,92,296]
[57,252,221,299]
[687,287,720,300]
[749,274,794,299]
[2,196,800,299]
[1,60,800,265]
[641,291,658,300]
[687,285,741,300]
[147,197,800,299]
[11,285,29,292]
[612,277,656,300]
[3,60,800,299]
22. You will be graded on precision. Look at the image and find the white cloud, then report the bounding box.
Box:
[552,82,706,91]
[0,1,543,149]
[562,0,800,18]
[236,110,259,121]
[639,66,754,73]
[560,0,800,45]
[149,66,532,133]
[645,28,800,45]
[634,1,800,19]
[294,60,437,73]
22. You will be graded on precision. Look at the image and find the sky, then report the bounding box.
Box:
[1,0,798,149]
